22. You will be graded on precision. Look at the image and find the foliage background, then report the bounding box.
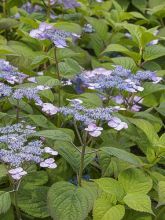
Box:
[0,0,165,219]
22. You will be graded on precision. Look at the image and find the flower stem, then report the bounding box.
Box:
[47,0,51,21]
[13,184,22,220]
[54,47,61,108]
[78,143,86,186]
[54,47,61,127]
[3,0,7,17]
[73,121,83,146]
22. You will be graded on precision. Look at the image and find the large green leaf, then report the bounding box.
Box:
[0,18,19,30]
[118,168,152,194]
[0,192,11,214]
[93,194,125,220]
[111,57,137,71]
[158,181,165,207]
[20,171,48,189]
[28,115,55,129]
[18,186,49,218]
[53,22,82,34]
[102,44,140,61]
[143,45,165,61]
[123,193,153,214]
[101,147,143,166]
[85,17,108,40]
[141,82,165,97]
[128,118,159,144]
[47,181,98,220]
[94,178,125,201]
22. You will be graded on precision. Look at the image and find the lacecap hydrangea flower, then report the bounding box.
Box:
[0,123,58,180]
[30,22,80,48]
[50,0,80,9]
[0,59,27,84]
[77,66,162,94]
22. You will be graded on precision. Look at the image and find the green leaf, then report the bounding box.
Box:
[158,181,165,207]
[18,186,49,218]
[85,17,108,40]
[59,58,82,78]
[141,82,165,97]
[101,147,142,166]
[53,22,82,34]
[143,45,165,61]
[123,209,152,220]
[156,102,165,116]
[0,165,8,184]
[54,141,96,172]
[31,55,49,67]
[94,178,125,201]
[47,181,98,220]
[93,199,125,220]
[0,45,17,55]
[120,23,155,48]
[123,193,153,214]
[0,192,11,214]
[111,57,137,71]
[79,93,102,107]
[28,115,55,129]
[0,208,14,220]
[0,18,19,30]
[20,171,48,189]
[118,168,152,194]
[33,129,74,142]
[132,0,147,13]
[102,44,140,61]
[7,41,38,70]
[35,76,60,87]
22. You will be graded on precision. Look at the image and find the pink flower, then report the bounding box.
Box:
[85,123,103,137]
[9,167,27,180]
[40,158,57,169]
[41,103,58,115]
[108,117,128,131]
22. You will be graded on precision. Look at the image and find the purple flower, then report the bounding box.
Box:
[108,117,128,131]
[8,167,27,180]
[21,2,43,13]
[40,158,57,168]
[85,123,103,137]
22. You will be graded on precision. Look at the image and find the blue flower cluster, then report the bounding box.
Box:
[59,99,126,126]
[0,123,42,167]
[30,22,80,48]
[77,66,162,94]
[12,87,43,105]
